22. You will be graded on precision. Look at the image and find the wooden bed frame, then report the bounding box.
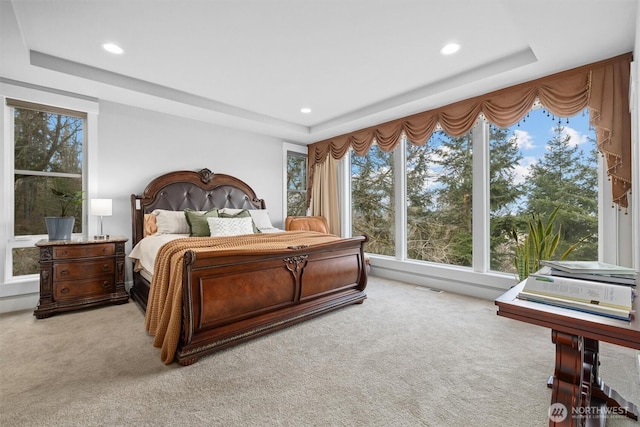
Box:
[130,168,368,365]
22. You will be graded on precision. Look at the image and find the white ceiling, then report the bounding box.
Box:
[1,0,637,144]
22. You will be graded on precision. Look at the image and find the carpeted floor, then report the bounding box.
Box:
[1,276,638,426]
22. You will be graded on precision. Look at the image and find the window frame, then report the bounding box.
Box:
[1,82,98,293]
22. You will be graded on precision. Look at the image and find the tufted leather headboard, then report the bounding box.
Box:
[130,168,265,245]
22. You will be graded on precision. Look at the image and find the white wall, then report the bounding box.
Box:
[96,100,285,239]
[0,99,285,313]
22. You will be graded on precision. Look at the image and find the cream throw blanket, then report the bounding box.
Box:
[145,231,342,364]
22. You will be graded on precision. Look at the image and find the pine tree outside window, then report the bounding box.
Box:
[286,150,307,217]
[351,144,395,257]
[490,107,598,274]
[406,130,474,266]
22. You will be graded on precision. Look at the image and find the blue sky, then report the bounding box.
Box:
[507,107,594,185]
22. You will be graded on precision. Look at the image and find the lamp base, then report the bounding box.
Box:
[94,234,110,240]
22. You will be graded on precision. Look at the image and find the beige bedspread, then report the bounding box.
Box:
[145,231,342,364]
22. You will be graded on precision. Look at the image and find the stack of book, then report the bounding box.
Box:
[517,261,637,321]
[541,260,637,286]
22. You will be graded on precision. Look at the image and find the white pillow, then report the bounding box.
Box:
[207,216,254,237]
[152,209,190,234]
[248,209,274,231]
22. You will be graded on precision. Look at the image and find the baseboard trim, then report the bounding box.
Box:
[0,293,38,314]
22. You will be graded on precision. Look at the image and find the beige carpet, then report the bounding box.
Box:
[1,277,638,427]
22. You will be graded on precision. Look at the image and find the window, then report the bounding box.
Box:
[8,99,86,278]
[489,107,598,274]
[351,144,395,256]
[406,131,473,266]
[349,105,601,274]
[284,144,307,217]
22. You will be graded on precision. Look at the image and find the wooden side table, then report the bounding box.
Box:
[496,281,639,426]
[34,237,129,318]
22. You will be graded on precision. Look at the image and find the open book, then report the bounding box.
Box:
[517,271,635,321]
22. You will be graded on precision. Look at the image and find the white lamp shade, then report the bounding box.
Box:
[90,198,112,216]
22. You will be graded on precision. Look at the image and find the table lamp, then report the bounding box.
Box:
[90,198,112,239]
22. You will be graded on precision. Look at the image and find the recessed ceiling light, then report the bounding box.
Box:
[102,43,124,54]
[300,107,312,114]
[440,42,460,55]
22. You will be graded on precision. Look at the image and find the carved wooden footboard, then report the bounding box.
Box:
[177,236,367,365]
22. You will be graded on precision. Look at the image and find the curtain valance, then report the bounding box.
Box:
[308,52,632,208]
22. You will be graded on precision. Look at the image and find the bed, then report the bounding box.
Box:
[129,168,368,365]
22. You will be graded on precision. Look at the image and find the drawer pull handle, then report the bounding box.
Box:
[103,281,110,289]
[103,248,109,253]
[102,264,110,271]
[60,287,69,294]
[60,269,69,276]
[59,250,67,256]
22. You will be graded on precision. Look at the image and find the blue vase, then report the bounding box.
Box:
[45,217,75,240]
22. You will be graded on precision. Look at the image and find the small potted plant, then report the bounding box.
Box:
[45,188,83,240]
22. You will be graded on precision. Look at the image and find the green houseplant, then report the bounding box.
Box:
[510,207,586,282]
[45,188,83,240]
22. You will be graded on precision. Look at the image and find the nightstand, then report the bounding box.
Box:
[34,237,129,318]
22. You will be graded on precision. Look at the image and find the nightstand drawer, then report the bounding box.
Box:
[54,259,115,280]
[54,277,115,300]
[53,243,115,259]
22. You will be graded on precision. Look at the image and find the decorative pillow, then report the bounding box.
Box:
[218,208,260,233]
[248,209,274,231]
[217,208,245,215]
[143,214,158,237]
[207,216,254,237]
[152,209,190,234]
[184,208,219,237]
